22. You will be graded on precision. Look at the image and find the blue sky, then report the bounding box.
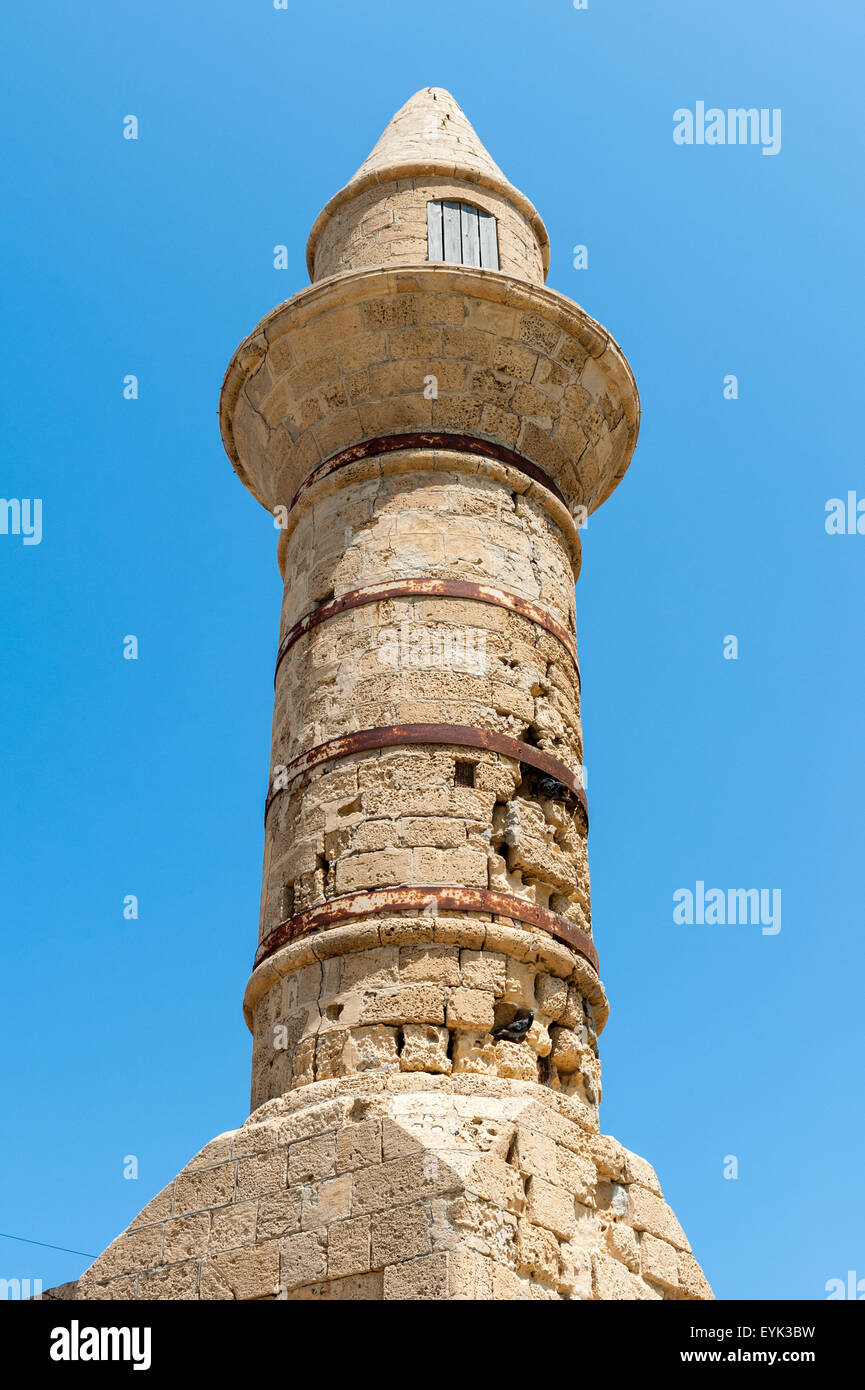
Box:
[2,0,862,1300]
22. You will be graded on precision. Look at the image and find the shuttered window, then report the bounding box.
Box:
[427,200,499,270]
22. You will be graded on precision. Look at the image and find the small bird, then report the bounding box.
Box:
[491,1011,534,1044]
[537,776,571,803]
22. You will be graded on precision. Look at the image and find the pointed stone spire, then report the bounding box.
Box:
[352,87,511,188]
[306,87,549,279]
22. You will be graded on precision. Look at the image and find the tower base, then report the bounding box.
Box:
[74,1075,712,1300]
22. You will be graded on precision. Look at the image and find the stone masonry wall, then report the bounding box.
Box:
[311,177,546,285]
[76,1074,713,1301]
[222,268,639,523]
[246,920,602,1114]
[278,461,578,633]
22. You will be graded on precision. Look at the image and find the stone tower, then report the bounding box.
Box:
[77,89,712,1301]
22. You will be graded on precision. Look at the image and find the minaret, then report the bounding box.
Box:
[77,89,712,1301]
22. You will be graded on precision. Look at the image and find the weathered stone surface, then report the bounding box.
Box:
[76,1074,710,1302]
[400,1023,452,1073]
[79,87,709,1305]
[199,1243,280,1300]
[327,1216,371,1279]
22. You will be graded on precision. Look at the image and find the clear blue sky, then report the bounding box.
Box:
[2,0,862,1301]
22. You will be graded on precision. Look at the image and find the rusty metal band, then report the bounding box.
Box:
[265,722,587,824]
[254,886,599,973]
[289,431,570,511]
[273,578,580,686]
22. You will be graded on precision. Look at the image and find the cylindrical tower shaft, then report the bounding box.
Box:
[219,89,639,1118]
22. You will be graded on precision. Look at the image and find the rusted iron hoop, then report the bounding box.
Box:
[273,578,580,686]
[264,722,587,824]
[254,885,598,973]
[289,431,571,511]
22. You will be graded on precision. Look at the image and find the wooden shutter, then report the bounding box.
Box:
[442,201,462,262]
[460,205,481,267]
[427,200,444,259]
[427,200,499,269]
[478,209,499,269]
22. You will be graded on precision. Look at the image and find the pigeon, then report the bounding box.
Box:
[537,776,572,803]
[491,1011,534,1044]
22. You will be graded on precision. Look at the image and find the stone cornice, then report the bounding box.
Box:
[219,264,640,520]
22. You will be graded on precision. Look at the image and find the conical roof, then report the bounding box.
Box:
[306,87,549,278]
[352,87,510,187]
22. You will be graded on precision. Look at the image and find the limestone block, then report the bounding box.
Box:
[352,1152,457,1217]
[515,1220,559,1282]
[536,973,568,1020]
[301,1176,353,1231]
[236,1149,287,1200]
[257,1190,303,1241]
[446,987,495,1031]
[138,1261,200,1301]
[327,1216,372,1279]
[381,1115,424,1161]
[344,1025,401,1074]
[399,944,461,986]
[400,1023,452,1073]
[83,1225,163,1284]
[290,1272,384,1300]
[526,1177,576,1240]
[606,1220,641,1272]
[592,1252,661,1301]
[412,846,488,885]
[280,1232,327,1291]
[129,1189,173,1228]
[200,1243,280,1301]
[640,1232,680,1291]
[371,1202,432,1267]
[209,1203,256,1254]
[501,960,536,1008]
[383,1251,450,1301]
[287,1134,336,1185]
[466,1154,525,1215]
[460,950,506,995]
[163,1214,208,1263]
[558,1241,593,1298]
[494,1040,539,1081]
[622,1147,662,1195]
[334,849,413,894]
[526,1017,552,1058]
[511,1129,558,1184]
[360,987,446,1027]
[336,1119,382,1171]
[628,1185,691,1252]
[82,1276,137,1301]
[174,1163,236,1217]
[585,1132,628,1181]
[340,947,400,990]
[549,1024,584,1073]
[555,1144,596,1204]
[452,1031,498,1075]
[491,1262,532,1300]
[679,1250,714,1301]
